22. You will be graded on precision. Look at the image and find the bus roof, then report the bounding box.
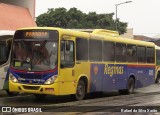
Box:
[92,29,119,37]
[155,45,160,50]
[69,29,119,37]
[15,27,155,47]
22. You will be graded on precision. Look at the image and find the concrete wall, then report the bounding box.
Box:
[0,0,35,18]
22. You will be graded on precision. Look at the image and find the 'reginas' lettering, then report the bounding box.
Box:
[104,64,124,77]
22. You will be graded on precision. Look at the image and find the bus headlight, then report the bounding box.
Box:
[44,76,57,85]
[9,73,18,83]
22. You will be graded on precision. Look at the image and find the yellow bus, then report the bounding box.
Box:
[8,27,155,100]
[155,45,160,83]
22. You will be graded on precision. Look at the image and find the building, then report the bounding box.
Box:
[120,28,133,39]
[134,35,154,41]
[0,0,36,30]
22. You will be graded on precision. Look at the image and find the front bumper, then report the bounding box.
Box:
[9,80,59,95]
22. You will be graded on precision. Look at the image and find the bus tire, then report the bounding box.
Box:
[127,77,135,94]
[75,80,86,101]
[156,77,160,84]
[119,77,135,95]
[6,90,19,96]
[34,94,46,99]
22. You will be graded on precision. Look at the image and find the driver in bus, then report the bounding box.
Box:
[31,41,49,64]
[31,41,57,70]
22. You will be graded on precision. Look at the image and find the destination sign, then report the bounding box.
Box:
[24,32,49,38]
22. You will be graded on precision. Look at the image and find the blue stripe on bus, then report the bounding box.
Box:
[90,64,155,92]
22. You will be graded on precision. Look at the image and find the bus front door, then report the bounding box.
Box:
[59,40,76,95]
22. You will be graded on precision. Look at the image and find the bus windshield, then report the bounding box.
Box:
[11,30,58,71]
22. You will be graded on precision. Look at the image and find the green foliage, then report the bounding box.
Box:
[36,7,128,34]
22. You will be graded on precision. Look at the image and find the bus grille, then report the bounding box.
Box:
[23,86,40,90]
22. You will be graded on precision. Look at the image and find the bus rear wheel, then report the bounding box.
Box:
[119,77,135,95]
[156,77,160,83]
[75,80,86,101]
[155,72,160,83]
[127,77,135,94]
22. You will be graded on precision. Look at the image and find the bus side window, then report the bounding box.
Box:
[127,45,137,62]
[60,40,74,68]
[0,43,8,65]
[137,46,146,63]
[146,47,154,63]
[115,43,126,62]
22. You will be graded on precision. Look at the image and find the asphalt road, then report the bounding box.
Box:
[1,84,160,114]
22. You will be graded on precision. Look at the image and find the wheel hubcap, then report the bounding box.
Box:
[77,85,83,96]
[129,80,134,92]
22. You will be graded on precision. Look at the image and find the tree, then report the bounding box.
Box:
[36,7,128,34]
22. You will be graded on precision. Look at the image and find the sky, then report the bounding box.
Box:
[36,0,160,37]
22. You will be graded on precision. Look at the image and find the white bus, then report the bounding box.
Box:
[0,30,18,96]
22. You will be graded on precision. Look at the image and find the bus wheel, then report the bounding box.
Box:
[34,94,46,99]
[75,80,85,101]
[119,78,135,95]
[156,77,160,83]
[6,90,19,96]
[127,77,135,94]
